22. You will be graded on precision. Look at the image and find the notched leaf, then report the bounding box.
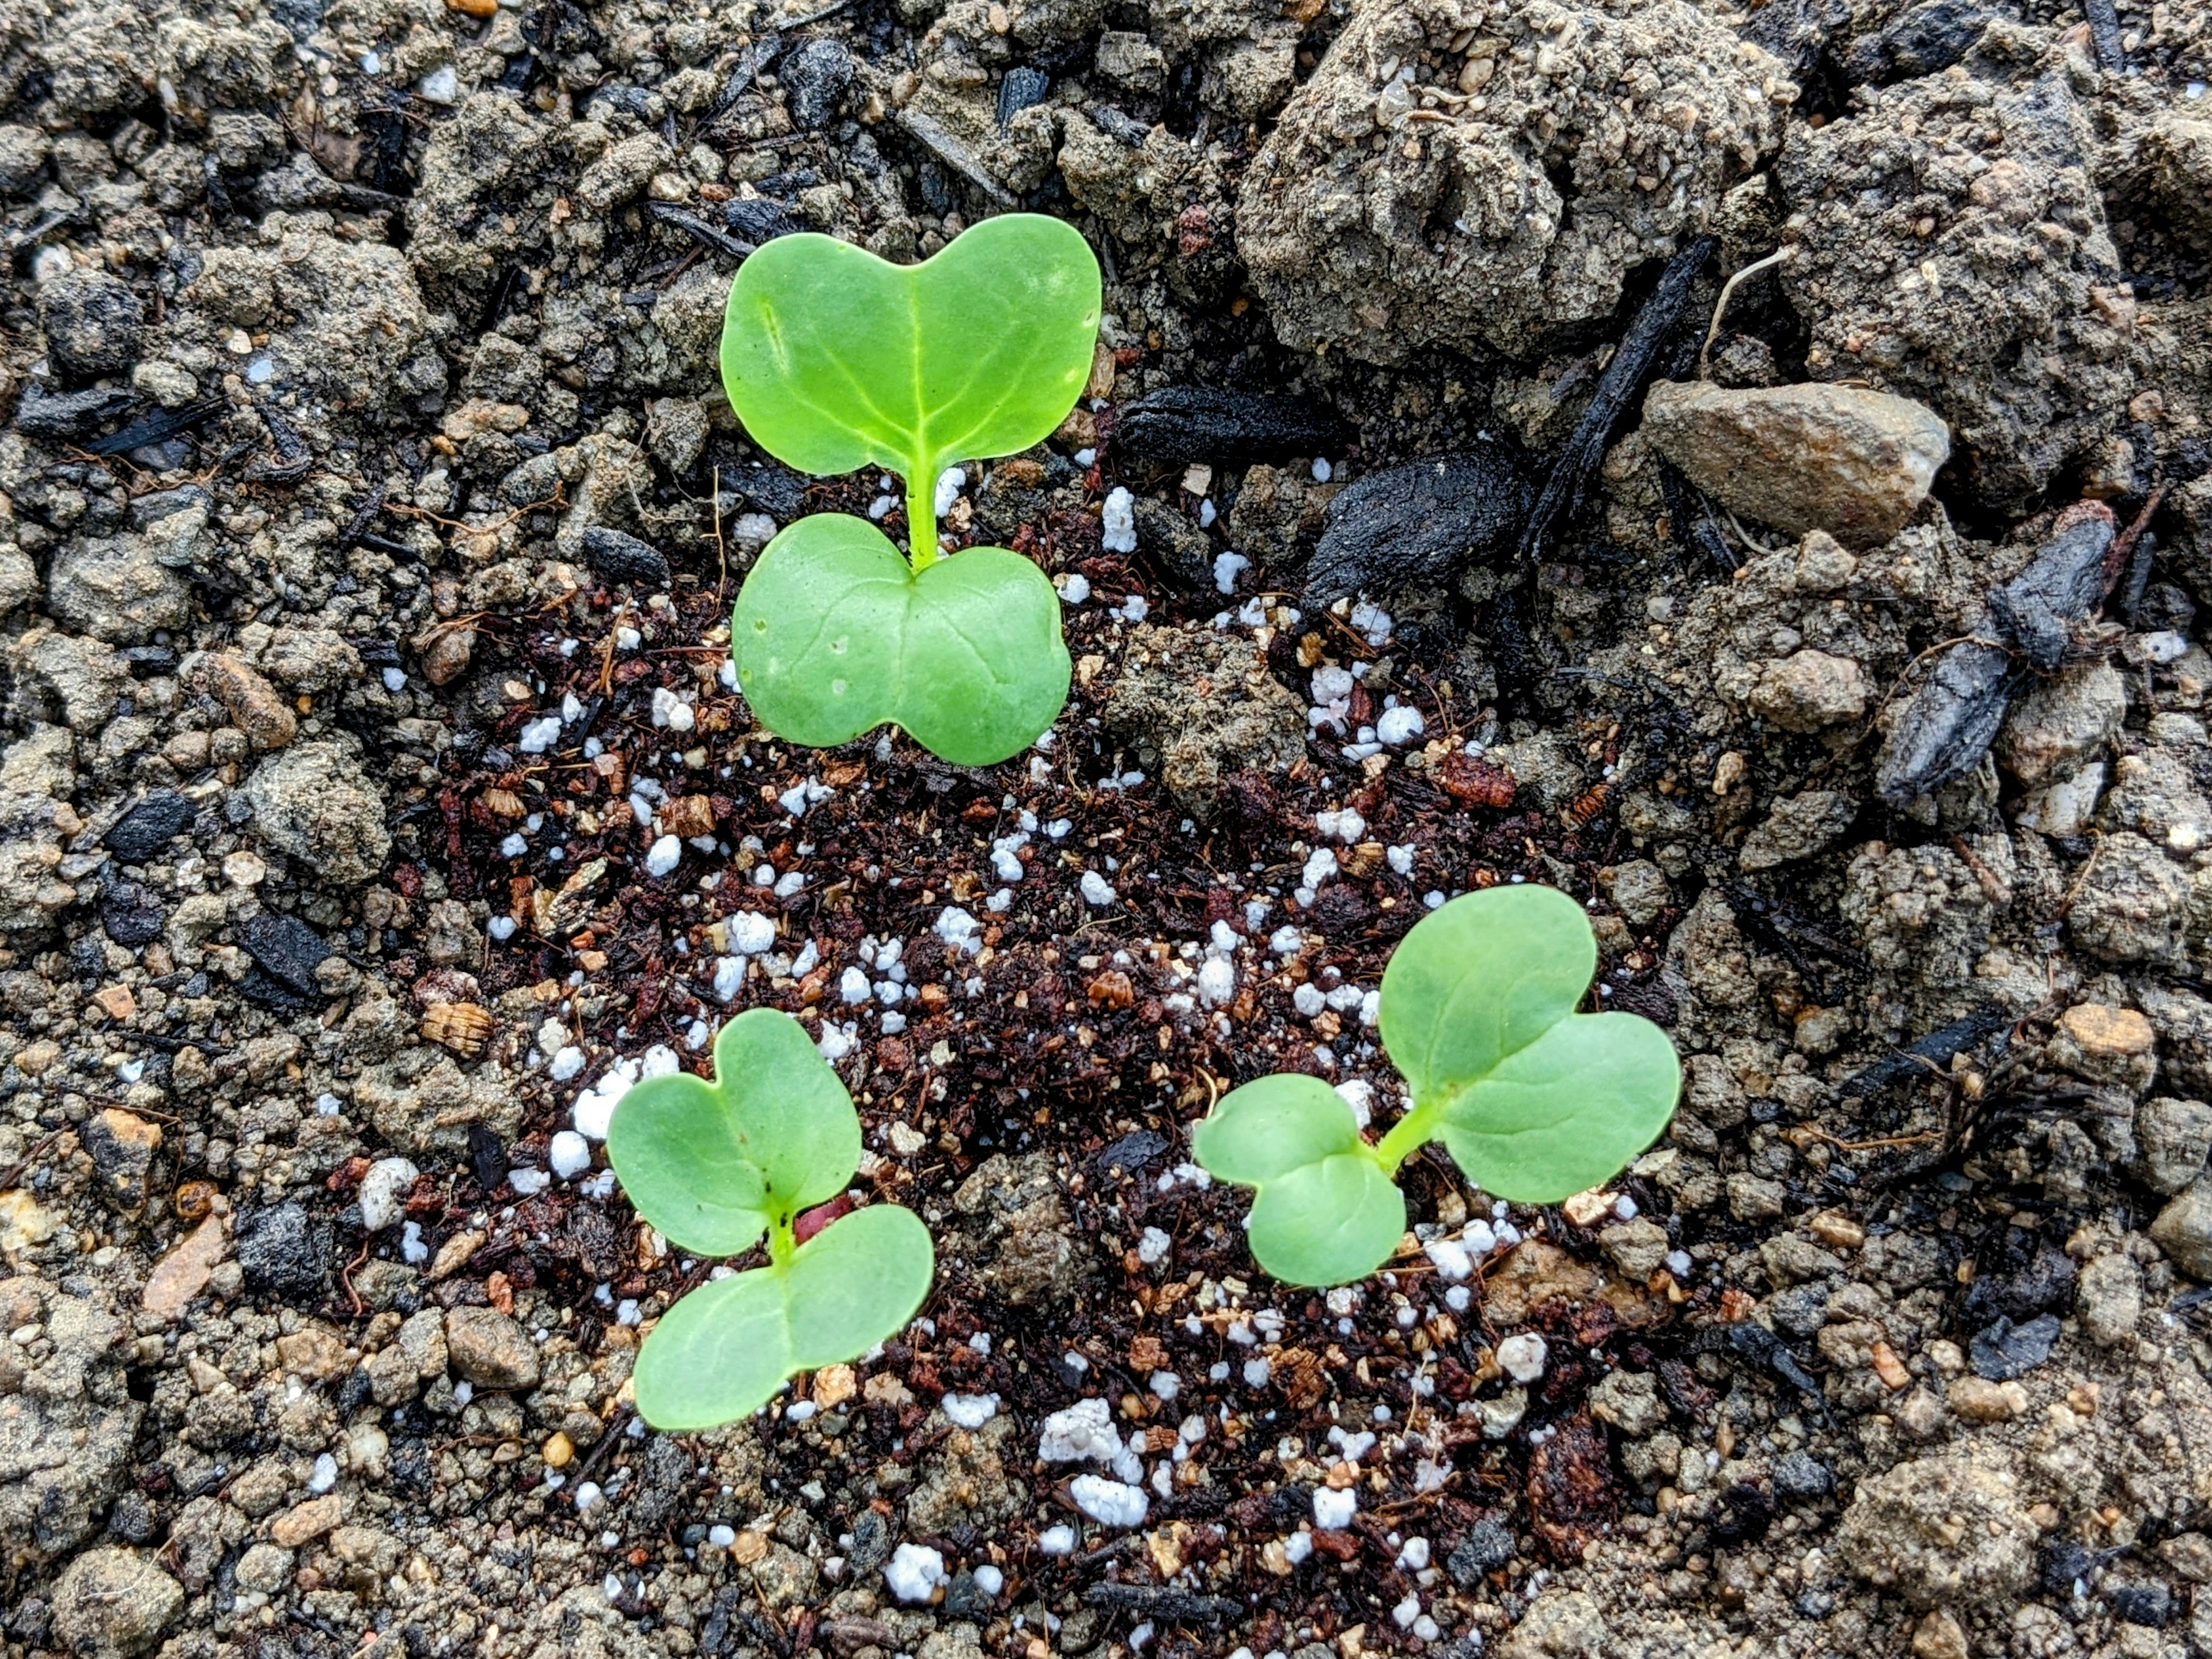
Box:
[1382,887,1679,1204]
[1190,1074,1405,1287]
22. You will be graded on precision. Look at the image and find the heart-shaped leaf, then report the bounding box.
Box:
[732,512,1072,766]
[720,215,1101,495]
[1191,1074,1406,1287]
[607,1007,861,1257]
[631,1203,935,1429]
[1380,885,1679,1203]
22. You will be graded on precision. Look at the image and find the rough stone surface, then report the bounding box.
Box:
[243,742,391,885]
[1237,0,1787,363]
[1100,624,1306,820]
[946,1153,1089,1307]
[50,1548,184,1658]
[0,1278,143,1564]
[1834,1450,2036,1611]
[1779,49,2133,507]
[1640,380,1950,548]
[445,1306,541,1391]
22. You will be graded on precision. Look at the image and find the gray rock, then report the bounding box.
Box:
[0,1279,143,1563]
[46,534,192,645]
[0,726,81,935]
[38,271,146,384]
[2101,749,2212,857]
[1747,649,1868,732]
[1772,1450,1834,1502]
[354,1044,521,1158]
[445,1306,540,1390]
[50,1548,183,1658]
[1588,1369,1664,1437]
[243,741,391,885]
[1237,0,1784,363]
[2075,1251,2142,1348]
[1639,380,1949,548]
[1832,1449,2036,1611]
[2067,832,2190,965]
[946,1151,1089,1306]
[1778,63,2129,509]
[1604,860,1671,926]
[1995,662,2124,787]
[1738,790,1856,871]
[2153,1178,2212,1280]
[2138,984,2212,1096]
[2136,1097,2212,1195]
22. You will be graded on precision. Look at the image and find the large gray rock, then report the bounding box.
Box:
[37,269,145,383]
[50,1548,183,1658]
[1779,60,2131,509]
[1738,790,1855,870]
[1995,662,2125,787]
[1641,380,1949,548]
[45,534,191,645]
[2067,832,2190,966]
[1236,0,1787,363]
[2153,1177,2212,1280]
[243,741,391,885]
[445,1306,540,1391]
[1834,1450,2036,1611]
[2137,1097,2212,1195]
[0,1278,145,1564]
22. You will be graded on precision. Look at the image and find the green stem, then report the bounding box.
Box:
[907,469,938,573]
[1374,1101,1442,1174]
[767,1210,798,1268]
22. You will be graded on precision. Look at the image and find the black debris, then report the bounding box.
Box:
[722,196,804,245]
[1517,236,1714,562]
[1986,508,2116,672]
[235,1202,329,1295]
[1843,0,2004,84]
[468,1124,509,1193]
[234,913,332,998]
[1968,1313,2061,1381]
[1096,1128,1169,1178]
[104,792,197,863]
[1445,1517,1516,1585]
[1305,444,1532,603]
[83,397,225,457]
[998,67,1051,129]
[14,385,139,440]
[1086,106,1151,146]
[581,527,673,587]
[2105,1582,2173,1627]
[2082,0,2126,70]
[99,881,166,948]
[649,202,758,262]
[782,37,855,130]
[1113,385,1344,466]
[1725,1320,1828,1415]
[1084,1585,1243,1623]
[1874,642,2020,806]
[1838,1005,2012,1099]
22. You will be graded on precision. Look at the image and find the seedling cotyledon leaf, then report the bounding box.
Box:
[607,1007,934,1429]
[720,214,1100,766]
[1193,884,1680,1287]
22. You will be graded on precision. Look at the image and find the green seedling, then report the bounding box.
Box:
[606,1007,934,1429]
[719,214,1101,766]
[1194,884,1680,1287]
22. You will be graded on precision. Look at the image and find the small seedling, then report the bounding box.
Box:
[607,1007,934,1429]
[1193,885,1680,1287]
[719,214,1101,766]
